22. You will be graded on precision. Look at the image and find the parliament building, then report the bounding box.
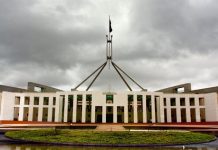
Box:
[0,82,218,123]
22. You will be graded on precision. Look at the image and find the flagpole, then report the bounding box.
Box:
[111,35,113,60]
[109,16,110,39]
[108,16,111,69]
[72,17,146,91]
[106,35,108,60]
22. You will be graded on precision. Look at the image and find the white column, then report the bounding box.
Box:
[143,95,147,123]
[186,97,191,122]
[82,94,86,123]
[47,96,53,122]
[156,96,161,122]
[159,95,165,123]
[72,95,77,123]
[151,95,156,123]
[38,96,43,122]
[63,95,68,122]
[176,97,181,123]
[133,95,138,123]
[28,96,33,121]
[195,96,201,122]
[102,106,106,123]
[55,95,59,122]
[195,108,200,122]
[91,105,95,123]
[58,96,63,122]
[18,96,24,121]
[166,97,171,123]
[204,93,218,122]
[124,106,128,123]
[186,108,191,122]
[113,106,117,123]
[176,109,181,123]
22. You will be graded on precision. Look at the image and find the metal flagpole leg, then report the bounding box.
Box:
[73,61,107,90]
[111,61,132,91]
[112,61,145,91]
[86,62,107,91]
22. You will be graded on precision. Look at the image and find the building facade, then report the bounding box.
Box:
[1,90,218,123]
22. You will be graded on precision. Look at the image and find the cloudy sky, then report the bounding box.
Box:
[0,0,218,91]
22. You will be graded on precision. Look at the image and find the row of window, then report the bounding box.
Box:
[14,94,143,106]
[15,96,56,106]
[163,97,205,106]
[14,95,205,107]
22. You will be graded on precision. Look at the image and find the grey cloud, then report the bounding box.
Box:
[0,0,105,70]
[130,0,218,53]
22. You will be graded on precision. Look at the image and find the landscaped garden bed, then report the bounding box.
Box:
[5,129,215,145]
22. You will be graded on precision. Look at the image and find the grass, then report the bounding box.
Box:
[5,129,215,145]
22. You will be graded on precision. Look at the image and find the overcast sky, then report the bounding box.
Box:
[0,0,218,91]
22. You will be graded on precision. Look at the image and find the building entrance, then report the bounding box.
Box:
[106,106,113,123]
[96,115,102,123]
[106,114,113,123]
[95,106,102,123]
[117,106,124,123]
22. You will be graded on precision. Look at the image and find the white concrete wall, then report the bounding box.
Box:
[0,91,217,123]
[0,92,57,121]
[204,93,218,122]
[163,93,208,123]
[0,92,15,120]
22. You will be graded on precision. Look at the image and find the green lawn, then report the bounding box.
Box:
[5,129,215,145]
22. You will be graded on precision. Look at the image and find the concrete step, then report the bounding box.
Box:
[95,125,126,131]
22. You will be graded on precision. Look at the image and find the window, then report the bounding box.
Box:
[15,97,20,105]
[43,97,49,105]
[117,107,124,112]
[128,95,134,113]
[170,98,176,106]
[128,95,134,106]
[86,106,91,112]
[107,106,112,112]
[128,106,133,112]
[95,106,102,112]
[137,95,142,101]
[106,95,113,104]
[34,97,39,105]
[34,87,42,92]
[77,95,82,101]
[86,95,92,101]
[77,95,82,105]
[86,95,92,105]
[14,107,19,120]
[180,98,185,106]
[190,98,195,106]
[163,98,166,106]
[24,97,30,105]
[128,95,133,101]
[53,97,56,105]
[146,95,151,112]
[68,95,73,110]
[177,87,184,93]
[137,95,142,105]
[199,98,205,106]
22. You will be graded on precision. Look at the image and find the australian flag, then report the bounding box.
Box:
[109,18,112,33]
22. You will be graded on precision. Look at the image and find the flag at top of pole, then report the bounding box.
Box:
[109,17,112,33]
